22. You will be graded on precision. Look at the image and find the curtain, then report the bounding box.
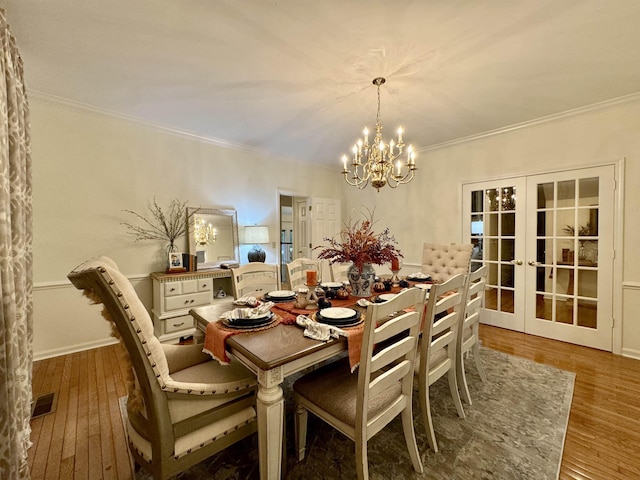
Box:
[0,9,33,480]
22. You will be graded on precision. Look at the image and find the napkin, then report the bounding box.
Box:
[222,301,275,319]
[233,295,259,307]
[296,315,347,341]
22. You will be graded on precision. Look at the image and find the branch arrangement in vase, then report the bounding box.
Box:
[122,197,197,252]
[314,209,402,272]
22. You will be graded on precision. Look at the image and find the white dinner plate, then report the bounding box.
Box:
[320,282,342,289]
[319,307,357,320]
[378,293,397,302]
[414,283,432,291]
[266,290,296,298]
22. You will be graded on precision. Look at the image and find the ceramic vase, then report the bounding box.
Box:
[347,262,376,297]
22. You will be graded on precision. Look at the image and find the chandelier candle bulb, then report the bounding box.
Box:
[397,127,403,142]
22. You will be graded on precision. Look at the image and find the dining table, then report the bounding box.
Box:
[189,281,431,480]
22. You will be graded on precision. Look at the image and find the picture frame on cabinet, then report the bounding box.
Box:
[168,252,184,270]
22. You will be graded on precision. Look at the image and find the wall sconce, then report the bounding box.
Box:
[243,225,270,262]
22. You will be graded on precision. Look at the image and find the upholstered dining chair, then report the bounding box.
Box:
[421,242,473,283]
[230,262,280,299]
[67,256,258,480]
[285,257,322,290]
[457,265,489,405]
[293,288,427,480]
[329,262,351,283]
[415,273,467,453]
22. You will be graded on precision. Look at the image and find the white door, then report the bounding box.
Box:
[524,166,614,350]
[463,165,615,350]
[463,178,527,331]
[293,197,310,259]
[309,197,341,282]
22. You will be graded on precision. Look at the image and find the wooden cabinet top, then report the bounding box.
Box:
[150,268,232,282]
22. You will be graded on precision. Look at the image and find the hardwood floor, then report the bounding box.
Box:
[29,326,640,479]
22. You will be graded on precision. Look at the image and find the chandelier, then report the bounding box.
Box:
[194,217,217,246]
[341,77,417,191]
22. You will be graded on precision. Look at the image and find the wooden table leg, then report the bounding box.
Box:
[257,367,285,480]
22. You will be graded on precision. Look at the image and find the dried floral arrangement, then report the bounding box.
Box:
[314,209,402,272]
[122,198,197,252]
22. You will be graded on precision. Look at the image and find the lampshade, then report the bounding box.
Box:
[244,225,270,244]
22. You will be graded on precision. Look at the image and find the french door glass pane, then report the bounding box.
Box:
[501,290,514,313]
[558,180,575,206]
[471,190,483,212]
[535,175,599,328]
[537,182,554,208]
[578,177,598,206]
[536,293,553,321]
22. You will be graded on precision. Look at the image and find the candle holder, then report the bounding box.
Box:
[390,258,402,286]
[304,267,322,309]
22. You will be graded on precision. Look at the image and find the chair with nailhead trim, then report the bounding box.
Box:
[68,256,257,480]
[421,243,473,283]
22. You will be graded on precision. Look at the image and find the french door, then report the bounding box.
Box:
[463,165,615,350]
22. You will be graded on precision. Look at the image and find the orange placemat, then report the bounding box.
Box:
[203,315,282,364]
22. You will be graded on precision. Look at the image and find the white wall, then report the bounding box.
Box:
[342,99,640,357]
[32,96,640,359]
[31,98,342,359]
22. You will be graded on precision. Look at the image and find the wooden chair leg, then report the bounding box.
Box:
[420,380,438,453]
[355,435,369,480]
[458,348,473,406]
[294,404,308,461]
[401,406,423,473]
[448,366,466,419]
[472,341,487,382]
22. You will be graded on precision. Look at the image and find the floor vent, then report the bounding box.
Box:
[31,392,56,419]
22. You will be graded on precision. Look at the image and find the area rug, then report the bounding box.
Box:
[121,347,574,479]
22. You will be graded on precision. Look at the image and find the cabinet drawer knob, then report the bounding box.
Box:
[173,322,185,328]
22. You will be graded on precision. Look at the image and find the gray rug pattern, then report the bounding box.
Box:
[127,347,575,479]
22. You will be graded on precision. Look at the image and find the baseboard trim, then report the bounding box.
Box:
[34,337,119,361]
[621,347,640,361]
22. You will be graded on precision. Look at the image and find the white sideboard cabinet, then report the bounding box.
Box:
[150,269,233,343]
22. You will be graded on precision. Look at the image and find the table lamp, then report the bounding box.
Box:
[244,225,270,262]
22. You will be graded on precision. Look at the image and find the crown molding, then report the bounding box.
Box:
[29,90,259,149]
[418,91,640,153]
[29,90,339,171]
[30,88,640,163]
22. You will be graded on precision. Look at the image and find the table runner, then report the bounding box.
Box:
[203,315,283,364]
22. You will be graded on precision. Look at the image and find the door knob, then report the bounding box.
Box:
[528,260,542,266]
[510,259,523,265]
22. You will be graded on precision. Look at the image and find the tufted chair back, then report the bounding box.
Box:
[68,256,257,480]
[421,243,473,283]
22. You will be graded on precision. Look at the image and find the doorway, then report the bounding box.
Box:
[278,193,341,286]
[463,164,616,351]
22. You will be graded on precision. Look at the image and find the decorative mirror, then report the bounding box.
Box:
[187,207,239,269]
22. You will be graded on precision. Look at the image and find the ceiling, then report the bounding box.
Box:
[4,0,640,168]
